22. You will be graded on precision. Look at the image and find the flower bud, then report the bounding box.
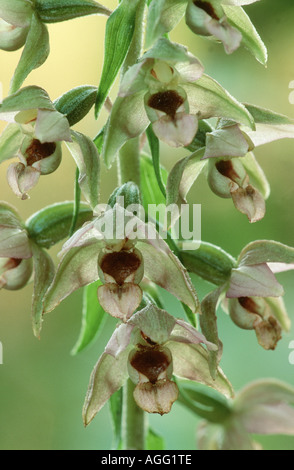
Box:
[20,137,62,175]
[0,257,32,290]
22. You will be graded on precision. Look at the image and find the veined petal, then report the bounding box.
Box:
[43,243,100,314]
[97,283,142,322]
[231,184,265,223]
[105,322,135,358]
[203,124,253,159]
[133,380,179,415]
[83,347,130,425]
[235,379,294,409]
[206,17,242,54]
[129,304,176,345]
[0,124,24,164]
[137,239,199,313]
[119,60,150,97]
[7,162,40,200]
[226,264,284,298]
[152,113,198,147]
[0,201,32,258]
[170,318,217,351]
[35,109,72,143]
[183,76,255,129]
[238,240,294,267]
[241,404,294,436]
[102,91,149,168]
[169,341,234,398]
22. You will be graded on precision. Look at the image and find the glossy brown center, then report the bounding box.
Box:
[216,160,240,182]
[194,1,219,20]
[25,139,56,166]
[239,297,260,314]
[147,90,184,118]
[130,348,170,384]
[100,251,141,285]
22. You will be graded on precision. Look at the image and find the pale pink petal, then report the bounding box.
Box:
[7,162,40,200]
[170,318,217,351]
[206,17,242,54]
[97,283,142,322]
[241,404,294,435]
[226,264,284,298]
[152,113,198,147]
[268,262,294,274]
[133,380,179,415]
[231,184,265,223]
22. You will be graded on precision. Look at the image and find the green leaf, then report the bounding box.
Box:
[9,13,50,94]
[66,131,100,209]
[34,0,111,23]
[223,5,267,65]
[71,280,107,354]
[54,85,97,126]
[26,201,93,248]
[183,74,255,129]
[146,428,165,450]
[95,0,142,118]
[146,124,166,198]
[31,243,55,338]
[140,154,168,214]
[109,388,123,450]
[0,124,23,163]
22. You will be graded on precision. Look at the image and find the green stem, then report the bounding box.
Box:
[122,379,146,450]
[69,167,81,237]
[118,0,146,187]
[119,0,147,450]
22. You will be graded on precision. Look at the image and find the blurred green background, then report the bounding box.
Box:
[0,0,294,450]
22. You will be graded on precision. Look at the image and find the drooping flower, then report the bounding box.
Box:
[145,0,267,64]
[83,303,233,424]
[0,86,100,207]
[43,201,199,322]
[199,240,294,356]
[197,379,294,450]
[102,38,254,168]
[0,86,71,199]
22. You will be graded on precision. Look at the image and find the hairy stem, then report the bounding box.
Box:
[118,0,146,187]
[122,379,146,450]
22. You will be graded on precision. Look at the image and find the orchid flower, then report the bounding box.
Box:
[197,379,294,450]
[102,38,254,168]
[0,86,100,208]
[146,0,267,64]
[43,202,199,322]
[83,303,233,424]
[199,240,294,358]
[0,0,32,52]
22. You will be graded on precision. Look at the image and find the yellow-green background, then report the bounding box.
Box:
[0,0,294,450]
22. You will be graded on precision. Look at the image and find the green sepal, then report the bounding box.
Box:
[180,241,236,286]
[34,0,111,23]
[223,5,267,65]
[94,0,142,118]
[145,0,187,48]
[25,201,93,248]
[71,280,107,354]
[9,13,50,94]
[0,85,54,114]
[54,85,97,126]
[108,182,141,209]
[31,242,55,338]
[0,124,23,164]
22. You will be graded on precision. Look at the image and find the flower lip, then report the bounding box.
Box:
[194,1,220,20]
[238,296,260,315]
[100,250,142,285]
[216,159,240,183]
[25,139,57,166]
[130,346,172,384]
[147,90,184,119]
